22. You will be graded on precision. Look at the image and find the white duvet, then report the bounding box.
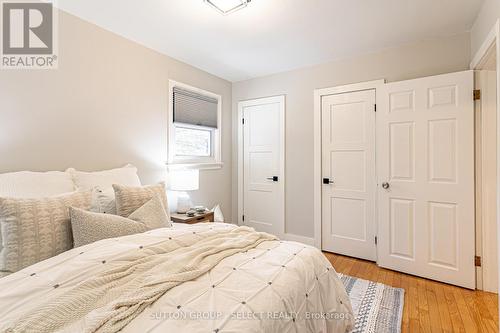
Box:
[0,223,353,333]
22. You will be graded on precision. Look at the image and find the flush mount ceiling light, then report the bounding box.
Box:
[204,0,251,15]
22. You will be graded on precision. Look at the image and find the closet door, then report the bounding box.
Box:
[321,89,377,261]
[377,71,475,288]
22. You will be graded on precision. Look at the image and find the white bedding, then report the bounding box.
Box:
[0,223,353,333]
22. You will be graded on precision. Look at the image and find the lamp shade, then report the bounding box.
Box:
[169,169,200,191]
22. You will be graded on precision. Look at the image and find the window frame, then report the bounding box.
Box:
[167,80,222,170]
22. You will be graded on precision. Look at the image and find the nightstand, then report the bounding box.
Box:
[171,211,214,224]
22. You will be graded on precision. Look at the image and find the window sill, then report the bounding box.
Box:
[166,162,224,171]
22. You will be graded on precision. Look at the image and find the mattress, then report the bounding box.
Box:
[0,223,353,332]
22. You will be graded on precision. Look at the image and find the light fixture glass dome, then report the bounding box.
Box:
[204,0,251,15]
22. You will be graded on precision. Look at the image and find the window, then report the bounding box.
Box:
[174,125,212,157]
[168,81,222,168]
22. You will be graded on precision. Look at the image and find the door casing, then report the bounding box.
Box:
[313,80,386,249]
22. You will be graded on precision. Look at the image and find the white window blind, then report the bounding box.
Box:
[173,87,218,128]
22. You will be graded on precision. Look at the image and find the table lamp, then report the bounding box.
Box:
[169,169,200,214]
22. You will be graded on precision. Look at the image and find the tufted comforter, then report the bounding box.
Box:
[0,223,354,333]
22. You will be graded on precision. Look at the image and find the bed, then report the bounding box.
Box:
[0,222,354,333]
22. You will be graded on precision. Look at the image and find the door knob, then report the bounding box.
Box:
[266,176,279,182]
[382,182,390,189]
[323,178,334,184]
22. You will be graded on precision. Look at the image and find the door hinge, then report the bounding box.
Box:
[375,236,378,245]
[374,104,377,112]
[475,255,482,267]
[242,214,245,222]
[474,89,481,101]
[242,118,245,125]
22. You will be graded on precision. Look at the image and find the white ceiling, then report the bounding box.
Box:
[56,0,484,82]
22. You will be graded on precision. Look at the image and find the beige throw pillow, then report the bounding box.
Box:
[70,195,171,247]
[128,195,171,229]
[0,191,92,275]
[113,183,169,218]
[70,208,146,247]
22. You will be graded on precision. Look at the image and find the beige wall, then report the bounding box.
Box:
[471,0,500,58]
[0,10,233,218]
[232,33,472,239]
[0,7,476,232]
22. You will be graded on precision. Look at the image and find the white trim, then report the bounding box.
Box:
[237,104,244,225]
[283,233,315,246]
[315,79,386,97]
[166,162,224,171]
[313,79,385,249]
[470,19,500,294]
[167,80,222,168]
[471,20,500,70]
[237,95,286,238]
[475,70,498,292]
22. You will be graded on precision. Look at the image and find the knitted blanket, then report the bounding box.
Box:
[5,226,276,333]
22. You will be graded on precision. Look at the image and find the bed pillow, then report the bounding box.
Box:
[127,195,171,229]
[67,164,141,190]
[113,183,169,218]
[92,188,118,215]
[70,209,146,248]
[67,164,141,214]
[0,170,76,254]
[0,191,92,275]
[0,171,75,198]
[70,195,171,247]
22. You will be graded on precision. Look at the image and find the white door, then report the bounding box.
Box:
[239,96,285,237]
[377,71,475,288]
[321,90,377,261]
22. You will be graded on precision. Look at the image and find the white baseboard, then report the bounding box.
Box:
[283,233,316,247]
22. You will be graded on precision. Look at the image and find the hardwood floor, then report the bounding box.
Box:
[324,252,499,333]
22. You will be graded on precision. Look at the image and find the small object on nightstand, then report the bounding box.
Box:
[194,206,207,214]
[171,211,215,224]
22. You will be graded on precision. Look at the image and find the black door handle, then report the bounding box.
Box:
[266,176,279,182]
[323,178,334,184]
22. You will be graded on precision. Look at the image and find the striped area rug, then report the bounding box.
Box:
[339,274,404,333]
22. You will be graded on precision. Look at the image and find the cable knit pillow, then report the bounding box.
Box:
[0,170,76,257]
[113,183,169,218]
[70,195,171,247]
[0,191,92,276]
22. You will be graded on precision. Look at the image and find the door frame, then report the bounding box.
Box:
[313,80,385,249]
[470,19,500,293]
[237,95,286,238]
